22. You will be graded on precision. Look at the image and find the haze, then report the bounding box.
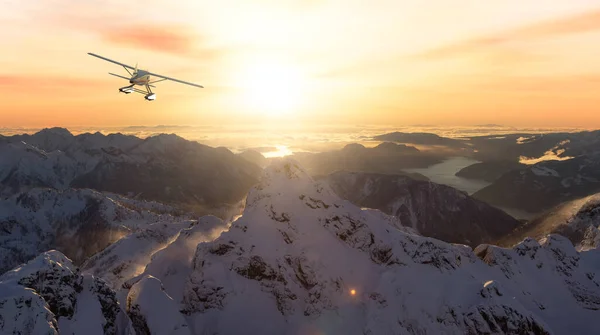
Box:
[2,1,600,128]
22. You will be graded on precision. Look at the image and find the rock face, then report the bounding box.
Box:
[499,193,600,250]
[455,160,526,182]
[292,142,435,179]
[325,171,522,247]
[0,128,262,210]
[473,154,600,214]
[0,187,193,274]
[0,251,133,334]
[177,158,599,334]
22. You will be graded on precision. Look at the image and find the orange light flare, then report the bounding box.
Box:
[350,289,357,296]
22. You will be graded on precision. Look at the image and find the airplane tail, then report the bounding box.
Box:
[134,62,138,75]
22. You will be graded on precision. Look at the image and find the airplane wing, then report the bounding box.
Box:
[88,53,135,71]
[146,71,204,88]
[108,72,131,81]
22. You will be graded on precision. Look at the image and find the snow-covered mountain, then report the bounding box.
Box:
[0,128,262,209]
[81,216,226,291]
[499,193,600,251]
[0,187,194,274]
[0,251,134,334]
[1,158,599,334]
[325,171,522,247]
[0,215,227,334]
[175,158,599,334]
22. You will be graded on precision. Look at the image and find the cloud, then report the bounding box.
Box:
[0,74,108,89]
[315,9,600,79]
[519,140,574,164]
[102,24,218,58]
[460,74,600,93]
[415,9,600,59]
[37,3,224,59]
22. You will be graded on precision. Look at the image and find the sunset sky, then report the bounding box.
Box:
[2,1,600,128]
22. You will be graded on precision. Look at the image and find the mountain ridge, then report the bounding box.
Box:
[0,155,598,334]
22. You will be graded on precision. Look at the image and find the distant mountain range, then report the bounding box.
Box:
[372,131,468,149]
[292,142,438,179]
[467,130,600,162]
[455,160,527,182]
[372,129,600,163]
[0,127,261,214]
[473,154,600,214]
[2,158,598,334]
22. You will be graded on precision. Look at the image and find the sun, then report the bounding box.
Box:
[239,60,306,116]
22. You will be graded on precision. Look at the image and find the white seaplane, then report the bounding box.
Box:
[87,52,203,101]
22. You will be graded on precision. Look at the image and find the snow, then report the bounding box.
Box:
[0,187,193,274]
[0,284,59,334]
[127,275,190,335]
[81,220,198,289]
[531,166,560,177]
[0,251,133,334]
[124,216,227,302]
[58,277,106,335]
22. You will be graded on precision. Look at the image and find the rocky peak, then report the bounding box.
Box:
[133,133,190,154]
[37,127,73,138]
[0,251,131,334]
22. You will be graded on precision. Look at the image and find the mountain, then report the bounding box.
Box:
[468,130,600,162]
[455,160,526,182]
[0,128,262,213]
[498,193,600,250]
[8,127,142,153]
[71,134,262,209]
[325,171,522,247]
[81,215,226,291]
[373,131,468,149]
[0,251,134,334]
[2,158,599,334]
[292,142,435,179]
[238,149,268,168]
[473,154,600,214]
[0,187,193,274]
[176,158,599,334]
[0,218,228,334]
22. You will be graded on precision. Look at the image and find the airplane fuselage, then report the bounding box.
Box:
[129,70,151,86]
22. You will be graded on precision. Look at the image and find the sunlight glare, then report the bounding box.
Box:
[263,145,293,158]
[239,60,306,116]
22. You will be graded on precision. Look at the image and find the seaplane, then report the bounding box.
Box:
[87,52,203,101]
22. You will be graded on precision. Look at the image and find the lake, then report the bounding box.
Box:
[404,157,492,195]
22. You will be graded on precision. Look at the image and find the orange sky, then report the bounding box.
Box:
[1,1,600,128]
